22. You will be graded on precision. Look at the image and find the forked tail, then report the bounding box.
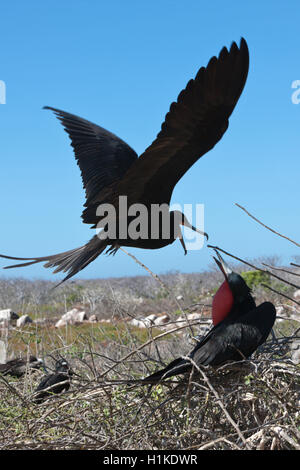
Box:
[0,235,108,286]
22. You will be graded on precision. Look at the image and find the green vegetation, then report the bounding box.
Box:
[240,270,271,289]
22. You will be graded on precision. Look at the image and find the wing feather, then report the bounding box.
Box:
[116,38,249,205]
[44,107,138,223]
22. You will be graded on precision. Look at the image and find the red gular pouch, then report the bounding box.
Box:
[212,280,234,326]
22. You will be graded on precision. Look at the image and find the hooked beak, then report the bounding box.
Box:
[179,236,187,255]
[180,219,209,241]
[212,249,232,281]
[177,216,208,255]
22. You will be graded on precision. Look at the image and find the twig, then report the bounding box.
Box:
[198,436,241,450]
[235,203,300,247]
[262,263,300,277]
[0,375,31,407]
[119,246,196,336]
[207,244,300,290]
[98,320,205,379]
[119,247,169,292]
[184,356,250,449]
[272,426,300,450]
[261,283,300,307]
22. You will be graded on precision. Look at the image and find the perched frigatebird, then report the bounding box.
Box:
[0,39,249,284]
[0,355,44,378]
[33,359,73,403]
[143,251,276,382]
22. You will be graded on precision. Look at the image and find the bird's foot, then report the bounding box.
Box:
[105,244,120,256]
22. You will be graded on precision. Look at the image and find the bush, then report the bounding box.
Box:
[241,270,270,289]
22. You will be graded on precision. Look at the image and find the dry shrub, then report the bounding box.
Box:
[0,316,298,450]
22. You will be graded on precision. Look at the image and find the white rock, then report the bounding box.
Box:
[291,349,300,364]
[129,318,147,328]
[129,318,142,327]
[154,314,170,326]
[176,317,188,328]
[293,289,300,300]
[16,315,33,327]
[129,313,170,329]
[276,306,284,316]
[0,309,19,323]
[88,314,98,323]
[0,340,6,364]
[55,308,87,328]
[142,314,158,327]
[177,312,203,324]
[186,313,203,321]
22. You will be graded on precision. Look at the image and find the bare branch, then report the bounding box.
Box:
[207,244,300,290]
[262,263,300,277]
[261,283,300,307]
[119,247,169,292]
[235,203,300,247]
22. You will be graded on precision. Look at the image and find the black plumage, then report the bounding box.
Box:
[0,355,43,378]
[143,252,276,383]
[0,39,249,284]
[33,359,72,403]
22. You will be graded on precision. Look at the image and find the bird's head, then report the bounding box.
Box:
[211,250,252,326]
[29,355,45,370]
[28,355,38,363]
[55,358,72,374]
[171,210,208,254]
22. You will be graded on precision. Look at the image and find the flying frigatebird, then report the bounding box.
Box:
[143,251,276,383]
[0,39,249,284]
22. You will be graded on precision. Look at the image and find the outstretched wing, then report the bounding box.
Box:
[44,107,138,224]
[116,38,249,206]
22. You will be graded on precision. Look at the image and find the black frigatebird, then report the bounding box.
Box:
[143,251,276,382]
[0,355,44,378]
[0,39,249,284]
[33,359,73,403]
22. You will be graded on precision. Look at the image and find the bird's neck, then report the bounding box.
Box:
[227,293,256,322]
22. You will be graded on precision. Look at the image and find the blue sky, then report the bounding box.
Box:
[0,0,299,282]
